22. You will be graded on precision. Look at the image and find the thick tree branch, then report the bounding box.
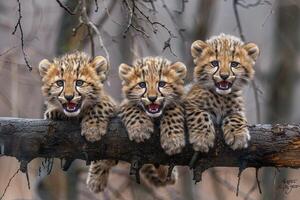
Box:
[1,117,300,173]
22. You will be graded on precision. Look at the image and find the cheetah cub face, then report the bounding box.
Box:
[191,34,259,95]
[39,51,108,117]
[119,57,186,117]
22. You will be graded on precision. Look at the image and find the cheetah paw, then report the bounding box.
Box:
[189,131,215,152]
[81,123,107,142]
[127,123,153,143]
[224,127,250,150]
[161,134,185,155]
[86,172,108,193]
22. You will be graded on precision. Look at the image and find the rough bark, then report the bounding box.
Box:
[1,117,300,172]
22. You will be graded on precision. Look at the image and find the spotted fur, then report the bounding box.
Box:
[140,164,178,186]
[38,51,116,193]
[186,33,259,152]
[118,56,186,186]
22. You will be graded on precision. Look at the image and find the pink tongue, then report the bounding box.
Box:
[149,104,159,110]
[220,81,229,87]
[67,102,76,109]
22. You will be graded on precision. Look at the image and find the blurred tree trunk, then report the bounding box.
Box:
[55,1,87,56]
[262,1,300,200]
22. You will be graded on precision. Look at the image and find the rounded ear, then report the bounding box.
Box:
[243,42,260,62]
[170,62,187,80]
[119,63,133,82]
[191,40,208,58]
[91,56,108,81]
[38,59,51,77]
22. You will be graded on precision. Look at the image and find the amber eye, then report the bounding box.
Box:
[56,80,64,87]
[76,80,84,86]
[158,81,166,87]
[210,60,219,67]
[230,61,239,68]
[138,82,146,88]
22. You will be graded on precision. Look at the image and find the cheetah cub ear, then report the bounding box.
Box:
[243,43,260,62]
[91,56,108,81]
[119,63,134,83]
[38,59,52,77]
[169,62,187,80]
[191,40,209,58]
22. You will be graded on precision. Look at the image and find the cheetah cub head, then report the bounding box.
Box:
[191,33,259,95]
[119,57,186,117]
[39,51,108,117]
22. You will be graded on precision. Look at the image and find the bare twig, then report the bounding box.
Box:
[55,0,76,15]
[0,168,20,200]
[133,0,177,55]
[79,0,110,63]
[101,0,122,26]
[232,0,261,123]
[0,45,19,57]
[87,27,95,57]
[12,0,32,71]
[94,0,99,12]
[233,0,245,41]
[123,0,150,38]
[160,0,185,39]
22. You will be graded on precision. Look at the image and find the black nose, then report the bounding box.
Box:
[220,74,229,80]
[65,95,74,101]
[148,96,157,102]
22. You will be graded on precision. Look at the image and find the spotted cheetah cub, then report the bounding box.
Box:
[185,34,259,152]
[119,57,186,185]
[39,51,116,193]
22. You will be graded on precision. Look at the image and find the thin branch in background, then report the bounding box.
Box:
[142,0,156,12]
[94,0,99,12]
[233,0,261,123]
[12,0,32,71]
[55,0,76,15]
[133,0,177,55]
[160,0,185,39]
[0,45,19,57]
[87,26,95,57]
[233,0,245,41]
[262,0,275,27]
[0,168,20,200]
[123,0,150,38]
[100,0,122,26]
[79,0,110,64]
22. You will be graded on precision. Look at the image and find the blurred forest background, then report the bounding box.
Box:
[0,0,300,199]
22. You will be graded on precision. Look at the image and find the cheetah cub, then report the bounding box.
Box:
[185,33,259,152]
[119,57,186,186]
[39,51,116,193]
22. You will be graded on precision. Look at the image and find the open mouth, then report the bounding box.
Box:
[146,103,162,114]
[63,102,81,113]
[215,81,232,90]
